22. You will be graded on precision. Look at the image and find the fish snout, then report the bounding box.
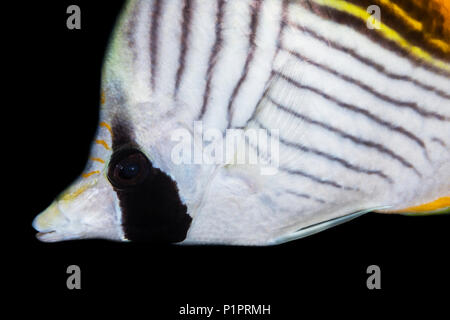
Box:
[32,177,124,242]
[32,201,72,242]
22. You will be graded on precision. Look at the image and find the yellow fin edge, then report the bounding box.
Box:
[383,197,450,215]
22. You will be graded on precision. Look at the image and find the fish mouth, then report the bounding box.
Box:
[32,201,70,242]
[35,230,56,241]
[34,227,64,242]
[36,231,55,237]
[34,227,79,243]
[32,201,89,242]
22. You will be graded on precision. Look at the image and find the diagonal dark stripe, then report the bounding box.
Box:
[298,0,450,78]
[255,119,393,184]
[280,167,358,191]
[282,49,449,123]
[267,92,421,176]
[284,189,327,204]
[281,49,435,155]
[290,23,450,100]
[343,0,450,62]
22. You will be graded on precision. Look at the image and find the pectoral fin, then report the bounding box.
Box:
[269,206,391,245]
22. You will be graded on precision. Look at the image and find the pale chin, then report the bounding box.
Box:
[35,230,83,243]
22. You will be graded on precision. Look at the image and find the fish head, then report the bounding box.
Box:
[32,108,124,242]
[32,172,123,243]
[32,84,203,243]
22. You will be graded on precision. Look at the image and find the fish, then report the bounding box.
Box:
[32,0,450,245]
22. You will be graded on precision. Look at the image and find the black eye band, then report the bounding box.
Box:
[109,117,192,243]
[107,148,152,189]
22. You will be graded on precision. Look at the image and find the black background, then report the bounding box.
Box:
[8,0,450,316]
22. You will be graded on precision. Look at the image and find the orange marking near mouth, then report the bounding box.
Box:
[95,139,111,150]
[90,157,105,164]
[100,121,113,136]
[81,170,101,178]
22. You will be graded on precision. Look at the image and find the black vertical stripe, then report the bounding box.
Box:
[175,0,194,95]
[125,2,140,61]
[243,0,288,126]
[244,77,272,126]
[110,117,191,243]
[198,0,226,119]
[150,0,163,90]
[277,0,289,49]
[227,0,263,127]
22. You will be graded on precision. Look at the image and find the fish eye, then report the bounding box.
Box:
[108,149,151,189]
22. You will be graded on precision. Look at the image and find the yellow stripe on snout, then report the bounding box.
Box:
[100,121,113,136]
[82,170,101,178]
[95,139,111,150]
[60,184,90,201]
[90,157,105,164]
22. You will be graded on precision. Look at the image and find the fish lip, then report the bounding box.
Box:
[33,218,62,242]
[36,230,55,237]
[36,231,55,237]
[32,201,71,242]
[35,230,58,242]
[35,229,74,242]
[33,220,83,242]
[32,217,56,241]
